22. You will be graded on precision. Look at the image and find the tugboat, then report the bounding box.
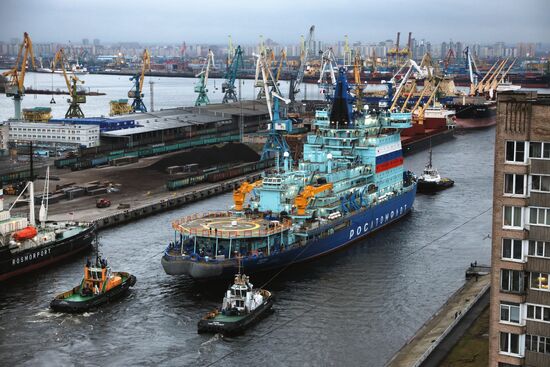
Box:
[50,256,136,313]
[417,149,454,194]
[198,269,273,335]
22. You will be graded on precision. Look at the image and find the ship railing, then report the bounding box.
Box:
[173,219,292,239]
[171,211,232,228]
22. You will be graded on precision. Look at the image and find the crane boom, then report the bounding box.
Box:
[222,45,244,103]
[475,59,499,94]
[2,32,35,119]
[292,25,315,98]
[194,50,214,106]
[128,49,151,112]
[52,48,86,118]
[484,58,509,93]
[233,180,262,211]
[294,183,333,216]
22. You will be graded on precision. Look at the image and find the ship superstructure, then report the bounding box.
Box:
[0,173,96,281]
[162,68,417,280]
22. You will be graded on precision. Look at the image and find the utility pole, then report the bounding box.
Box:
[239,79,243,142]
[149,80,154,112]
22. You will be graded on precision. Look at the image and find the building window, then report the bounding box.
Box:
[532,175,550,193]
[500,302,521,324]
[501,269,524,293]
[502,239,523,261]
[529,207,550,226]
[527,303,550,323]
[526,334,550,354]
[531,272,550,291]
[506,141,526,163]
[500,332,522,356]
[528,241,550,258]
[503,206,523,229]
[529,142,550,159]
[504,174,526,196]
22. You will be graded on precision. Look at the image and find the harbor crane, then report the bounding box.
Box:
[289,25,315,112]
[318,48,337,98]
[52,48,86,118]
[2,32,35,119]
[233,179,263,211]
[352,52,364,112]
[128,49,151,112]
[255,53,292,162]
[411,81,441,125]
[443,48,455,73]
[222,45,244,103]
[254,51,283,100]
[294,183,333,216]
[464,47,480,95]
[194,49,214,106]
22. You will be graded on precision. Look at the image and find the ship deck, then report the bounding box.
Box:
[172,212,291,239]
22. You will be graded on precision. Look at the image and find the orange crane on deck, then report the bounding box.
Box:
[294,183,333,216]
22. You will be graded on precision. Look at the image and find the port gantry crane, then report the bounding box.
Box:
[222,45,244,103]
[352,52,365,112]
[318,48,337,99]
[128,49,151,112]
[288,25,315,113]
[464,46,480,96]
[254,52,292,162]
[52,48,86,118]
[194,49,214,106]
[2,32,35,119]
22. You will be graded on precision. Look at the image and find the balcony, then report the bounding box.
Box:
[530,158,550,175]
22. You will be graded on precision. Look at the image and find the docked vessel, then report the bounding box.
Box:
[50,256,136,312]
[445,96,496,129]
[161,68,417,280]
[401,104,456,154]
[0,174,96,281]
[197,270,273,334]
[417,149,454,194]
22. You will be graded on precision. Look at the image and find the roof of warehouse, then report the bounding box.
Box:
[103,109,232,137]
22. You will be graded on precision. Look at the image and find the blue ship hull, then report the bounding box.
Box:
[161,185,416,280]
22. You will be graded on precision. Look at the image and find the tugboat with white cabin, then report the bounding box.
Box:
[197,268,273,335]
[416,149,454,194]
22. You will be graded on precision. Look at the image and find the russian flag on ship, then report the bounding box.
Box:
[375,141,403,173]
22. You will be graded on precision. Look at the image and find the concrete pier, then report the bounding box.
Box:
[47,172,262,230]
[386,274,490,367]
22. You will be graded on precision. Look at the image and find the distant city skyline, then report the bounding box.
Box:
[1,0,549,45]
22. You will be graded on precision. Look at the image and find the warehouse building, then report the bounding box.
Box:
[7,121,100,148]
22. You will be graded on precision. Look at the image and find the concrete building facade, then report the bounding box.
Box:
[7,122,100,148]
[489,91,550,366]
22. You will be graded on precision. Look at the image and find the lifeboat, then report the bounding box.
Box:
[13,226,38,241]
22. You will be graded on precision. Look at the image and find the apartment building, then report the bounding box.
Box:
[489,91,550,366]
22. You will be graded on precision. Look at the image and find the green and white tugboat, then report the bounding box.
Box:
[198,269,273,335]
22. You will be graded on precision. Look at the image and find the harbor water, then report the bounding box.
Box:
[0,126,495,366]
[0,72,332,121]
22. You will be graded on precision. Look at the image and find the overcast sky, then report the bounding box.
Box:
[2,0,549,45]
